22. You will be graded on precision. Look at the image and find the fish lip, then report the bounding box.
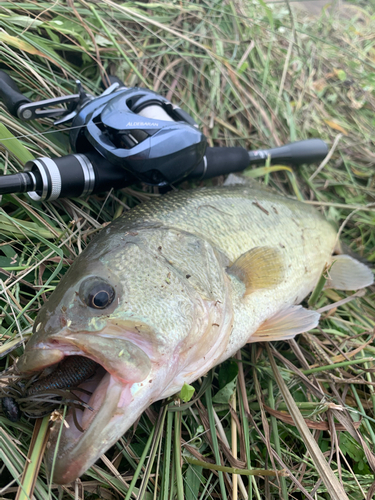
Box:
[17,331,152,484]
[15,346,127,483]
[17,327,152,381]
[38,342,130,484]
[47,375,131,484]
[48,373,126,484]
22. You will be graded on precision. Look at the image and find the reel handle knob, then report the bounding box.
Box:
[0,70,31,117]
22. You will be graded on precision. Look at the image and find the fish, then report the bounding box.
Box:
[15,180,373,484]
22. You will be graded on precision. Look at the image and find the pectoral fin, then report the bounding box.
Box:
[228,246,284,295]
[248,305,320,343]
[325,254,373,290]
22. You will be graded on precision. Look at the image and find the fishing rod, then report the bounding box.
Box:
[0,71,328,201]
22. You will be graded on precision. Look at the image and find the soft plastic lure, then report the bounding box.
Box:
[1,356,98,423]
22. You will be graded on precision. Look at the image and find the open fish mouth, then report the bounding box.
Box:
[16,332,153,483]
[47,360,127,484]
[29,356,118,435]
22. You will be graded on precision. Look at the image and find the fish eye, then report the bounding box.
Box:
[79,278,115,309]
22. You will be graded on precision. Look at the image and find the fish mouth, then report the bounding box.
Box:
[48,363,125,484]
[16,331,153,484]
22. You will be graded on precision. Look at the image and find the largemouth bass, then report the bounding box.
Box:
[16,181,373,483]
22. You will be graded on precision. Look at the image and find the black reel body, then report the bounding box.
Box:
[70,88,207,185]
[0,70,329,201]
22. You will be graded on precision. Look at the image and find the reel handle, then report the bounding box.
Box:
[0,70,31,117]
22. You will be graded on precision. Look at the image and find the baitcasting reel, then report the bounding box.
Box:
[0,71,329,201]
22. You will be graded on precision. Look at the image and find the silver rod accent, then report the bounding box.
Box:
[74,154,96,197]
[26,171,37,191]
[24,158,62,201]
[198,156,207,181]
[128,133,139,145]
[40,158,62,200]
[24,159,48,201]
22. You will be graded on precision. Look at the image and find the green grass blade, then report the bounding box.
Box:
[267,344,349,500]
[0,123,34,164]
[16,416,50,500]
[205,382,228,500]
[161,408,173,500]
[124,426,156,500]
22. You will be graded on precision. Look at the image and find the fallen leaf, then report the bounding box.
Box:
[264,404,361,431]
[0,32,55,63]
[324,120,348,135]
[313,78,327,92]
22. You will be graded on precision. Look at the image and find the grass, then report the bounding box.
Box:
[0,0,375,498]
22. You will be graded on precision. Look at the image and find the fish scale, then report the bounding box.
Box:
[89,184,333,265]
[14,182,373,484]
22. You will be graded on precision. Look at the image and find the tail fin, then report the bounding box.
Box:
[326,255,373,290]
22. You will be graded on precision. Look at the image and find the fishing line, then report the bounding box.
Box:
[0,120,100,143]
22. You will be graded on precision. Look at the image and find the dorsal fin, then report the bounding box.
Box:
[326,255,373,290]
[223,174,275,194]
[248,305,320,343]
[223,173,254,187]
[228,246,284,295]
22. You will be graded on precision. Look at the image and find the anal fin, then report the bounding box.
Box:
[248,305,320,343]
[326,254,373,291]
